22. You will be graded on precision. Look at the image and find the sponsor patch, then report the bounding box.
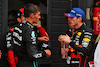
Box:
[31,31,35,37]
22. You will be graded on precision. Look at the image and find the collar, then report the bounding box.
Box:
[22,19,34,29]
[22,19,27,23]
[76,23,85,31]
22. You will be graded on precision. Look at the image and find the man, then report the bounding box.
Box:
[6,8,25,67]
[17,8,25,23]
[7,7,51,67]
[58,8,95,67]
[12,3,51,67]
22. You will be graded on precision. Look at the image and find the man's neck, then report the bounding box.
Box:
[25,18,33,24]
[75,22,83,29]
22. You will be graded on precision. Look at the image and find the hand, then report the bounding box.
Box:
[58,35,66,48]
[58,35,63,42]
[33,21,41,28]
[61,48,66,55]
[61,48,69,54]
[0,50,2,59]
[92,64,94,67]
[38,36,49,42]
[61,48,69,58]
[58,34,72,44]
[44,49,51,58]
[64,48,69,52]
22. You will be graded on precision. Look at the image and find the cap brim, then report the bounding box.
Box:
[64,13,76,17]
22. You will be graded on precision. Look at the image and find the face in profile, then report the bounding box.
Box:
[68,17,79,29]
[33,11,41,23]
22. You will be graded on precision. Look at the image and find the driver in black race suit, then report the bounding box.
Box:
[12,3,51,67]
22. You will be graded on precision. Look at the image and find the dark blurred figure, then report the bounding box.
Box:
[6,8,25,67]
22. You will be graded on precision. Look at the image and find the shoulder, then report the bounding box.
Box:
[83,24,93,33]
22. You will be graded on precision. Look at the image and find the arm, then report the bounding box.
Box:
[37,26,49,39]
[41,41,51,58]
[59,32,95,56]
[6,31,16,67]
[69,32,95,56]
[33,21,49,39]
[35,21,51,57]
[7,51,16,67]
[38,36,49,42]
[44,49,51,58]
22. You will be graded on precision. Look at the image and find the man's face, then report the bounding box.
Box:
[68,17,79,29]
[33,11,41,23]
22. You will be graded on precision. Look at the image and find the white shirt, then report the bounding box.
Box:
[94,39,100,67]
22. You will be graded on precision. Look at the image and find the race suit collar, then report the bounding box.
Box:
[76,23,85,31]
[23,19,34,29]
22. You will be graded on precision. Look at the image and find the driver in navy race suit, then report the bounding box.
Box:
[58,8,95,67]
[6,3,51,67]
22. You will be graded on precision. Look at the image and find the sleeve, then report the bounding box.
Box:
[41,41,51,50]
[37,26,49,38]
[6,31,14,51]
[69,31,95,56]
[37,26,51,50]
[23,26,46,60]
[6,31,16,67]
[7,51,16,67]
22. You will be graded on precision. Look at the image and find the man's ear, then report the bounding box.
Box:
[78,17,82,21]
[30,13,35,18]
[17,18,21,23]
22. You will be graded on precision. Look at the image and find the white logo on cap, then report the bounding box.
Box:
[76,13,82,17]
[71,10,75,13]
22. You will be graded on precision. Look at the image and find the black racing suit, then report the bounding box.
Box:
[12,20,47,67]
[67,23,95,67]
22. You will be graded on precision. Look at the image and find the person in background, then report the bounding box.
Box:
[58,8,95,67]
[12,3,51,67]
[94,33,100,67]
[6,8,25,67]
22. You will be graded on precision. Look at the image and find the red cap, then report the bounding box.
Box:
[19,8,24,14]
[17,8,24,18]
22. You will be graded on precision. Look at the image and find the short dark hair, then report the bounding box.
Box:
[77,17,85,22]
[82,18,85,22]
[24,3,41,18]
